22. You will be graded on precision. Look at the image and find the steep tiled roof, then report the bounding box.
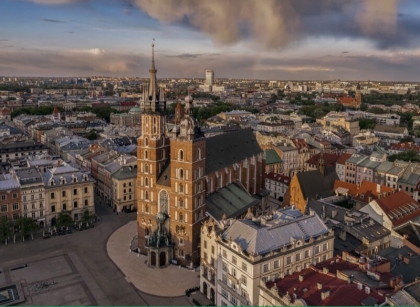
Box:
[305,153,340,168]
[205,129,263,174]
[375,191,420,227]
[296,170,337,200]
[266,260,385,306]
[336,153,352,165]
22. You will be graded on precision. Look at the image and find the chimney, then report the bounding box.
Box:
[299,275,304,282]
[321,289,330,300]
[376,184,380,194]
[317,282,323,290]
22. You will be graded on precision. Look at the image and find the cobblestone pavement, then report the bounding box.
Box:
[0,197,192,306]
[107,221,200,297]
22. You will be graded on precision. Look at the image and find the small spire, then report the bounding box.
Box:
[151,38,155,70]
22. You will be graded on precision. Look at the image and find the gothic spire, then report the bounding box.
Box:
[148,38,158,104]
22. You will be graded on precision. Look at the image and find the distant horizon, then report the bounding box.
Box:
[1,0,420,80]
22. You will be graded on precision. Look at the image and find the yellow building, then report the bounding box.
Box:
[44,164,95,226]
[111,165,137,213]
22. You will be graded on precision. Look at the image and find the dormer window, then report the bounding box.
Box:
[50,180,55,186]
[83,174,88,181]
[73,177,77,183]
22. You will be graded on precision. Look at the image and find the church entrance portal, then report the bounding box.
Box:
[159,252,166,267]
[150,252,156,266]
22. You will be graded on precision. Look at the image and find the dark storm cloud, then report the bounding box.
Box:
[42,18,65,23]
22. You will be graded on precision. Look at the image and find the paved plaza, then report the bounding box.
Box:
[0,199,193,306]
[107,220,200,297]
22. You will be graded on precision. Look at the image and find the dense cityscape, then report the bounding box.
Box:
[1,0,420,306]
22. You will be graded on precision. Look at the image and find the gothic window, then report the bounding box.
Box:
[145,164,149,173]
[145,138,148,146]
[145,191,149,200]
[179,237,184,245]
[159,190,169,214]
[179,183,184,193]
[145,177,149,187]
[145,205,149,213]
[153,117,157,134]
[179,198,183,208]
[145,227,150,236]
[144,150,148,160]
[179,213,183,222]
[179,169,184,179]
[179,150,184,161]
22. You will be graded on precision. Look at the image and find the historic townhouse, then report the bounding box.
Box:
[200,207,334,305]
[44,164,95,226]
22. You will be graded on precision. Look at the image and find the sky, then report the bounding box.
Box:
[1,0,420,81]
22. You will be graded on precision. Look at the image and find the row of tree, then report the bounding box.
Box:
[0,210,94,245]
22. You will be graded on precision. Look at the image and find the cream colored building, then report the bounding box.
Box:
[111,165,137,213]
[200,207,334,306]
[44,164,95,226]
[317,112,360,137]
[13,167,46,228]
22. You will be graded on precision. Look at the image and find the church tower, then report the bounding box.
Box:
[169,93,206,266]
[137,40,170,251]
[355,83,362,107]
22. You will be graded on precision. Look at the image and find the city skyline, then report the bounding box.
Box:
[1,0,420,81]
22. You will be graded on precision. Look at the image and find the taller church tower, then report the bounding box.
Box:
[137,41,170,251]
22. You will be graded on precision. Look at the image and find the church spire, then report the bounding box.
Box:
[148,38,158,108]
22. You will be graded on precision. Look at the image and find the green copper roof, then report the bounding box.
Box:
[265,149,282,165]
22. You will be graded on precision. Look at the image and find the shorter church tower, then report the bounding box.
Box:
[355,83,362,107]
[52,106,61,122]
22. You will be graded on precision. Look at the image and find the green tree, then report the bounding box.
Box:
[15,217,38,242]
[389,150,420,162]
[359,119,376,130]
[86,130,98,140]
[0,218,14,245]
[81,209,95,226]
[57,211,74,228]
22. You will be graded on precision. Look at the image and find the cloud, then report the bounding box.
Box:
[0,40,9,42]
[27,0,86,4]
[87,48,106,55]
[131,0,406,50]
[1,47,420,81]
[123,8,132,15]
[41,18,65,23]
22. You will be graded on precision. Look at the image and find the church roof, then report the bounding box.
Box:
[296,170,337,200]
[205,129,263,174]
[206,182,259,221]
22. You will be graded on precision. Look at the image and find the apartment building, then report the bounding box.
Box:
[111,165,137,213]
[200,207,334,306]
[44,164,95,226]
[0,174,21,222]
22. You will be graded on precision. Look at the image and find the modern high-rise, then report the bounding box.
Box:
[206,70,214,86]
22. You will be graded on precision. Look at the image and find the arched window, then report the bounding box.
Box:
[145,164,149,173]
[179,150,184,161]
[179,198,183,208]
[179,183,184,193]
[179,237,184,245]
[145,138,148,146]
[144,150,148,160]
[159,190,169,213]
[145,227,150,236]
[179,213,183,222]
[153,117,157,134]
[145,177,149,186]
[145,191,149,200]
[198,148,201,160]
[179,169,184,179]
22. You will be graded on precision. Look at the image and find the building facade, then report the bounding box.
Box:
[200,208,334,306]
